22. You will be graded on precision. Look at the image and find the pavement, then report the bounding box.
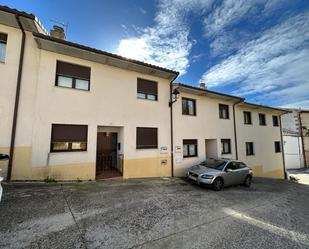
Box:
[0,177,309,249]
[287,168,309,185]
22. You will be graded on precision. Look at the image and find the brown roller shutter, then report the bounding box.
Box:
[136,127,158,149]
[137,78,158,95]
[183,139,197,145]
[56,61,91,80]
[51,124,88,142]
[0,33,7,43]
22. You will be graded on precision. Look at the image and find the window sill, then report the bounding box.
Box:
[49,150,87,154]
[183,155,198,158]
[221,152,231,155]
[54,85,90,92]
[182,114,196,116]
[244,123,253,125]
[246,154,255,156]
[219,118,230,120]
[137,97,158,102]
[136,147,158,150]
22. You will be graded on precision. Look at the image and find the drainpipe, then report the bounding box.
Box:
[279,115,287,179]
[233,100,244,160]
[299,112,307,168]
[7,15,26,181]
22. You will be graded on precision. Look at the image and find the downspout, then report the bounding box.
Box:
[279,115,287,179]
[233,100,243,160]
[299,112,307,168]
[7,15,26,181]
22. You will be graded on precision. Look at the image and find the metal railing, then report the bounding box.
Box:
[96,153,123,174]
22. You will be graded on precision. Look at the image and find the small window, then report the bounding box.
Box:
[136,127,158,149]
[183,139,198,157]
[259,113,266,126]
[182,98,196,116]
[226,161,240,170]
[273,116,279,127]
[244,111,252,124]
[137,78,158,101]
[221,139,231,154]
[246,142,254,156]
[274,141,281,153]
[0,33,7,63]
[51,124,88,152]
[219,104,229,119]
[56,61,91,90]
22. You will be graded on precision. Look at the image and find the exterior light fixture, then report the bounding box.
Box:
[169,88,180,106]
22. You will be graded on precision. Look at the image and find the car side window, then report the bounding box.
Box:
[239,162,246,169]
[226,162,237,170]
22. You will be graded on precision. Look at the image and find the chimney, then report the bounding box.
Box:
[199,82,207,90]
[50,25,66,40]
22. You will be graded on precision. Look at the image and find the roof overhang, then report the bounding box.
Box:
[33,33,179,81]
[238,102,287,114]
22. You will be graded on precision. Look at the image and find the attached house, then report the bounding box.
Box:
[0,6,286,181]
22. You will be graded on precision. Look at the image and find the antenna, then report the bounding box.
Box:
[50,19,69,34]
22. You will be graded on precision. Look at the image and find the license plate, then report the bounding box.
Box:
[188,175,197,181]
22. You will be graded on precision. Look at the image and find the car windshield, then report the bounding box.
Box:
[200,159,226,170]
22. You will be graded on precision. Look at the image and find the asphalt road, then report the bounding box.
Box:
[0,177,309,249]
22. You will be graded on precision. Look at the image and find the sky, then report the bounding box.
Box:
[2,0,309,108]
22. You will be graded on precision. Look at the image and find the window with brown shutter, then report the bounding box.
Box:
[219,104,229,119]
[183,139,198,157]
[221,139,231,154]
[244,111,252,124]
[55,61,91,91]
[259,113,266,126]
[136,127,158,149]
[51,124,88,152]
[272,115,279,127]
[0,33,7,63]
[137,78,158,101]
[182,98,196,115]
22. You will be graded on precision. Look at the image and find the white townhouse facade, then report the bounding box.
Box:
[0,6,286,181]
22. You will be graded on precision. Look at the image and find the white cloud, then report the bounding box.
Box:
[200,12,309,107]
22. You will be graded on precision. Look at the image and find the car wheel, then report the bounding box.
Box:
[243,175,252,187]
[212,178,224,191]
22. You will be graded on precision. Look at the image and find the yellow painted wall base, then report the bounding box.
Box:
[123,156,171,178]
[251,165,284,179]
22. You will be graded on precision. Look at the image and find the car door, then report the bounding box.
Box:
[238,162,249,183]
[222,162,238,186]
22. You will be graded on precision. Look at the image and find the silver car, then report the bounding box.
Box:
[186,158,253,191]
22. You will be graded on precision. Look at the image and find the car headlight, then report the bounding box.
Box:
[201,174,214,179]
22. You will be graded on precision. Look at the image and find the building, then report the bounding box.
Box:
[281,109,309,169]
[0,6,286,181]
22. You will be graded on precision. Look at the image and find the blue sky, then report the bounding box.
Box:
[2,0,309,108]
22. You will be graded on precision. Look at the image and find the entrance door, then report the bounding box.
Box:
[96,132,121,178]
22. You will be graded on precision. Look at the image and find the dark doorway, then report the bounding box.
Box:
[96,132,122,179]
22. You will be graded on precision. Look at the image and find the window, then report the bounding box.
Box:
[259,113,266,126]
[246,142,254,156]
[137,78,158,101]
[183,139,198,157]
[274,141,281,153]
[273,115,279,127]
[221,139,231,154]
[136,127,158,149]
[51,124,88,152]
[182,98,196,115]
[225,161,240,170]
[244,111,252,124]
[0,33,7,63]
[55,61,91,90]
[219,104,229,119]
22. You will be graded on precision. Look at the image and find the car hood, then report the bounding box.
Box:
[189,165,221,175]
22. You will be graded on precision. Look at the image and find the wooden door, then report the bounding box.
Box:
[96,132,117,173]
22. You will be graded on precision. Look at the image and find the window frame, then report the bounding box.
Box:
[221,139,231,154]
[183,139,198,158]
[137,78,158,101]
[272,115,279,127]
[246,142,254,156]
[50,124,88,153]
[274,141,282,153]
[182,97,196,116]
[219,104,229,119]
[243,111,252,125]
[259,113,267,126]
[55,61,91,91]
[136,127,158,149]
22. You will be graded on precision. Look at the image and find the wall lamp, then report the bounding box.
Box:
[169,88,180,107]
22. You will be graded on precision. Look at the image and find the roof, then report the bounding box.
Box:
[33,32,179,80]
[242,102,287,113]
[0,5,35,19]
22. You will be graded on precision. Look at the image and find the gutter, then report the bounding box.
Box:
[7,15,26,181]
[299,112,307,168]
[279,115,287,179]
[233,100,244,160]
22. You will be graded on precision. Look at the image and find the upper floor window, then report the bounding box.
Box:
[182,98,196,115]
[272,115,279,127]
[244,111,252,124]
[137,78,158,101]
[259,113,266,126]
[221,139,231,154]
[0,33,7,63]
[246,142,254,156]
[183,139,198,157]
[136,127,158,149]
[274,141,281,153]
[51,124,88,152]
[219,104,229,119]
[56,61,91,91]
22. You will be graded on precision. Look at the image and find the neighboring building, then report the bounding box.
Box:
[281,109,309,169]
[172,84,285,179]
[0,6,286,181]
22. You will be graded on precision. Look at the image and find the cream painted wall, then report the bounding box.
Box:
[173,92,236,176]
